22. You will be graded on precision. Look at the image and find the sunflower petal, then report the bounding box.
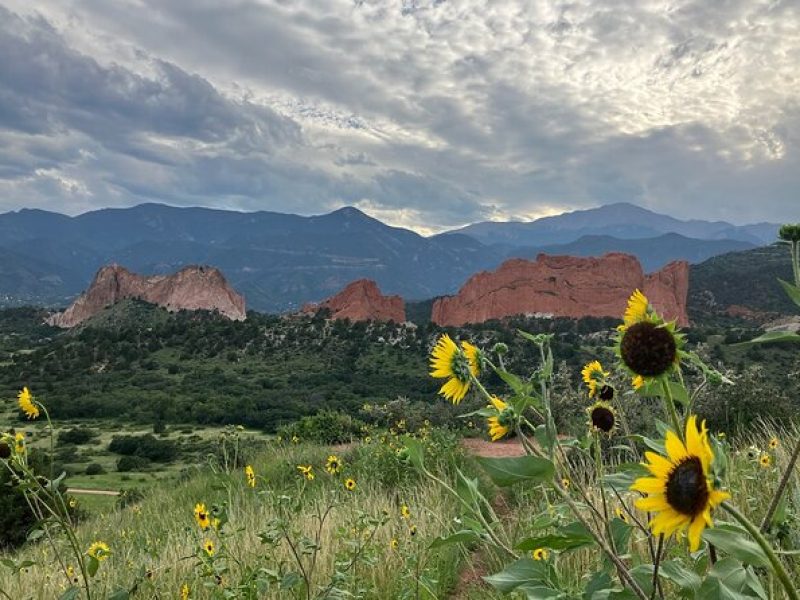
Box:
[664,430,687,463]
[687,515,706,552]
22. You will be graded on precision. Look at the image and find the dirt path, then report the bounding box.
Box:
[66,488,120,496]
[460,438,526,458]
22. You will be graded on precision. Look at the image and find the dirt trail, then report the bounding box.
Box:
[66,488,120,496]
[460,438,526,458]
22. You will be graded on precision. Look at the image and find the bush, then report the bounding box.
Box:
[109,434,177,462]
[85,463,105,475]
[58,427,99,446]
[116,487,145,509]
[277,410,366,444]
[116,455,151,472]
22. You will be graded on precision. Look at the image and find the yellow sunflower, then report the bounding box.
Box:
[581,361,609,398]
[631,415,729,552]
[87,541,110,561]
[17,387,39,420]
[587,401,617,435]
[194,503,211,530]
[616,290,683,388]
[203,539,214,556]
[769,437,779,450]
[14,432,25,455]
[297,465,315,481]
[531,547,549,561]
[245,465,256,488]
[400,504,411,519]
[487,396,513,442]
[760,454,772,469]
[325,455,342,475]
[429,334,480,404]
[390,538,399,550]
[344,478,356,491]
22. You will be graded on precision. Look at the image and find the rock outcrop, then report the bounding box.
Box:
[47,264,246,327]
[302,279,405,322]
[431,253,689,327]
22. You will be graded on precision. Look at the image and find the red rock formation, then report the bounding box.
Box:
[303,279,405,322]
[47,264,246,327]
[431,253,689,327]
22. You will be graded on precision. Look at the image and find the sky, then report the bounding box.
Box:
[0,0,797,235]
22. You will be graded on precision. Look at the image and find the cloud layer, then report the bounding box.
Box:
[0,0,798,232]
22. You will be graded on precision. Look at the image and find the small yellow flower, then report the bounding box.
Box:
[400,504,410,519]
[344,478,356,491]
[561,477,570,489]
[203,539,214,556]
[297,465,315,481]
[326,455,342,475]
[245,465,256,488]
[194,503,211,530]
[769,437,779,450]
[87,541,110,561]
[390,538,399,550]
[632,375,645,390]
[615,507,628,523]
[68,498,77,509]
[487,396,511,442]
[181,584,190,600]
[581,361,609,398]
[760,454,772,469]
[291,435,299,444]
[65,564,79,584]
[17,387,39,420]
[409,524,418,537]
[531,548,549,561]
[14,432,25,455]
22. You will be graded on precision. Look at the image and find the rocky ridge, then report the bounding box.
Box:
[302,279,405,322]
[431,253,689,327]
[47,264,246,328]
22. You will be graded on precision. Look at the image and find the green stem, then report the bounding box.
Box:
[660,380,683,441]
[760,435,800,533]
[723,502,799,600]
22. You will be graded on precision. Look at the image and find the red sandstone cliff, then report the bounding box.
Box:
[431,253,689,327]
[303,279,405,322]
[47,264,246,327]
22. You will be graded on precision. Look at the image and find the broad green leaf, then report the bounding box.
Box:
[87,556,99,578]
[58,589,80,600]
[455,467,483,506]
[737,331,800,345]
[583,571,613,600]
[404,438,425,470]
[702,526,771,570]
[778,278,800,309]
[610,518,632,556]
[517,521,594,552]
[483,558,548,593]
[698,559,764,600]
[476,455,554,487]
[107,590,130,600]
[429,529,481,549]
[518,585,566,599]
[603,462,648,490]
[658,560,701,592]
[495,367,532,396]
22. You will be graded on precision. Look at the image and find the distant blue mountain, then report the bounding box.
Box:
[450,202,778,247]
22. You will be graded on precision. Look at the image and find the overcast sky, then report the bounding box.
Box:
[0,1,797,234]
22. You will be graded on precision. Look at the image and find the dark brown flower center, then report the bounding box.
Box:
[590,406,615,433]
[0,442,9,459]
[620,322,677,377]
[598,385,615,401]
[666,457,709,517]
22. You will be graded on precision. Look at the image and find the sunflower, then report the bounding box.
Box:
[17,387,39,420]
[429,334,481,404]
[291,435,300,444]
[69,498,77,509]
[587,401,617,435]
[614,507,629,523]
[297,465,315,481]
[14,432,24,455]
[561,477,570,489]
[0,438,9,460]
[194,503,211,530]
[203,539,214,556]
[631,415,729,552]
[390,538,399,550]
[66,565,79,584]
[325,455,342,475]
[616,290,683,388]
[409,524,418,537]
[531,548,549,561]
[87,541,110,561]
[769,437,779,450]
[245,465,256,488]
[344,478,356,491]
[760,454,772,469]
[581,361,609,398]
[400,504,411,519]
[487,396,514,442]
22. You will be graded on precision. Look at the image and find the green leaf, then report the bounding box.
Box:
[58,589,81,600]
[602,462,648,490]
[483,558,548,593]
[517,521,594,552]
[610,518,632,555]
[476,455,554,487]
[107,590,130,600]
[702,525,771,570]
[518,585,567,599]
[495,367,532,396]
[583,571,613,600]
[698,558,764,600]
[658,560,701,592]
[87,556,99,578]
[404,438,425,471]
[455,468,483,507]
[778,278,800,309]
[429,530,481,550]
[740,330,800,345]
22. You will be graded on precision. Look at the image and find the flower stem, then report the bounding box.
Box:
[659,380,683,441]
[760,435,800,533]
[722,502,799,600]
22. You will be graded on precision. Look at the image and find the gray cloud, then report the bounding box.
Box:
[0,0,798,231]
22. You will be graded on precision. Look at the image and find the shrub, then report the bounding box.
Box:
[84,463,105,475]
[116,455,150,472]
[58,427,99,446]
[108,434,177,462]
[277,410,365,444]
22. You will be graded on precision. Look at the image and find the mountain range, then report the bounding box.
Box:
[0,202,781,312]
